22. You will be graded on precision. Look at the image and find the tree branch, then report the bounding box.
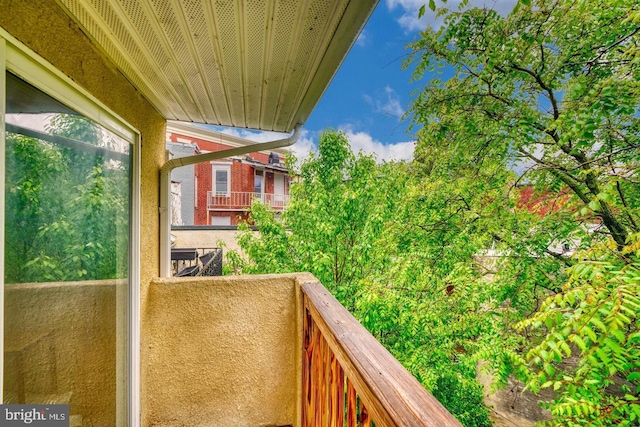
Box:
[510,64,559,120]
[565,144,640,171]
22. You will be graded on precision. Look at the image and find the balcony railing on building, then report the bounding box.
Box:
[207,191,290,211]
[146,273,463,426]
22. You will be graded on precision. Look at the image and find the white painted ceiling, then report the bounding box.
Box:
[57,0,377,132]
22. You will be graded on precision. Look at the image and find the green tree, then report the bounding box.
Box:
[231,3,639,425]
[229,129,493,426]
[230,129,402,308]
[405,0,639,425]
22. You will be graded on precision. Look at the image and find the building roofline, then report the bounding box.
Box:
[167,121,291,156]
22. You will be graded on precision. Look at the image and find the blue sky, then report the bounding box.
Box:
[209,0,517,164]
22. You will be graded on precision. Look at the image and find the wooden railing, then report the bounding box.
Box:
[301,280,463,427]
[207,191,289,211]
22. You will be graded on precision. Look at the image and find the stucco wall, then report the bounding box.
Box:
[4,280,124,426]
[145,274,304,427]
[478,363,553,427]
[172,228,256,254]
[1,1,166,425]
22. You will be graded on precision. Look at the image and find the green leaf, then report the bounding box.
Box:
[428,0,436,12]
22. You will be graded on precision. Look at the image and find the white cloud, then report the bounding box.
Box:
[291,126,415,164]
[355,29,369,47]
[386,0,518,32]
[213,126,290,143]
[382,86,405,117]
[343,125,414,162]
[200,125,414,167]
[365,86,405,118]
[386,0,429,32]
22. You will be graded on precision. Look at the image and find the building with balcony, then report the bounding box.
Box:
[166,122,291,226]
[0,1,461,426]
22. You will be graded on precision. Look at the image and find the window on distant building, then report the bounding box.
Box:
[211,215,231,226]
[212,163,230,196]
[254,169,264,196]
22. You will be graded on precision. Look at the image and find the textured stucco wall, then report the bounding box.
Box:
[145,274,305,427]
[1,1,166,425]
[172,228,249,254]
[4,281,122,426]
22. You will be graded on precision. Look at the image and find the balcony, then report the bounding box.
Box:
[4,274,460,426]
[207,191,290,212]
[145,273,462,426]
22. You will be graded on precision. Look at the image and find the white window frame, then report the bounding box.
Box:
[194,174,198,209]
[212,162,231,196]
[0,29,141,427]
[254,168,265,197]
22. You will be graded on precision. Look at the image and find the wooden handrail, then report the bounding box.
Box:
[301,280,462,427]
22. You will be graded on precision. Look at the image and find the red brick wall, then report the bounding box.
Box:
[194,160,259,225]
[194,162,211,225]
[171,131,270,163]
[170,131,287,225]
[209,211,248,226]
[234,162,254,193]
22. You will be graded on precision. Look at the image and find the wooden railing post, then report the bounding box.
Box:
[300,280,463,427]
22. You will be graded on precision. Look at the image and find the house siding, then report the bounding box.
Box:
[167,142,197,225]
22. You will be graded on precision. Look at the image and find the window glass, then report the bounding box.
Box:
[3,72,130,425]
[254,169,263,195]
[215,169,228,195]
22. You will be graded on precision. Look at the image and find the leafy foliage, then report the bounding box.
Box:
[404,0,640,425]
[229,130,493,426]
[5,114,130,283]
[230,1,639,426]
[513,242,640,426]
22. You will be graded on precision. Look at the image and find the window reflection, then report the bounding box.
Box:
[3,72,130,426]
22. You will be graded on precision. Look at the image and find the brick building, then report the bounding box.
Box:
[167,122,290,225]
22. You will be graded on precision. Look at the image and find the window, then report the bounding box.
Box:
[1,33,139,426]
[254,169,264,195]
[212,163,230,196]
[210,215,231,226]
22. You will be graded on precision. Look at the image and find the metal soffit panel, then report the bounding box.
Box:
[56,0,377,132]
